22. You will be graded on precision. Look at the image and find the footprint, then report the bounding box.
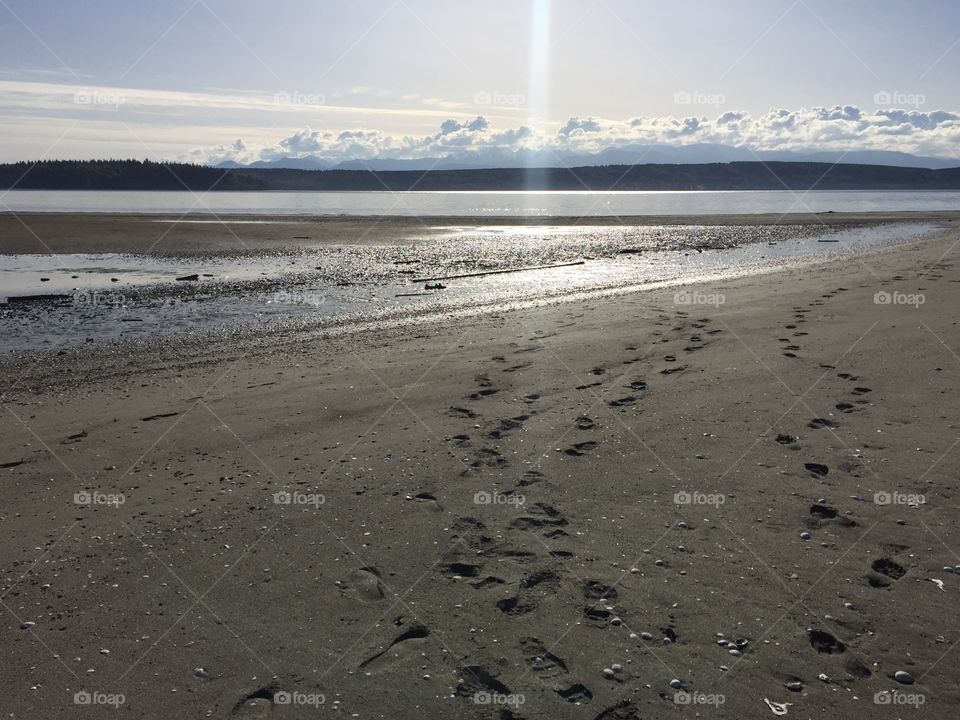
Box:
[575,416,596,430]
[809,629,845,654]
[809,503,837,519]
[504,362,533,373]
[805,463,829,477]
[807,418,839,429]
[556,684,593,703]
[660,365,688,375]
[412,492,443,512]
[346,567,386,602]
[496,570,560,615]
[487,417,526,439]
[518,469,546,487]
[851,387,872,396]
[448,406,477,419]
[469,388,499,399]
[520,637,568,679]
[442,562,481,578]
[231,686,279,718]
[455,665,511,697]
[628,380,647,391]
[565,441,598,457]
[359,624,430,670]
[576,381,603,390]
[583,607,614,627]
[141,412,178,422]
[594,700,641,720]
[776,434,797,445]
[867,558,906,587]
[470,448,508,468]
[582,579,618,600]
[835,403,856,413]
[512,504,569,532]
[608,396,637,407]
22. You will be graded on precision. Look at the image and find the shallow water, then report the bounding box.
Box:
[5,189,960,216]
[0,222,942,353]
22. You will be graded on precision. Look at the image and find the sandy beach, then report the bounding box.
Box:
[1,219,958,718]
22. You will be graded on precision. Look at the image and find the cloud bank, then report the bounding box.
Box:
[190,105,960,166]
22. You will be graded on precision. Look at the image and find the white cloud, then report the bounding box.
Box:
[189,105,960,166]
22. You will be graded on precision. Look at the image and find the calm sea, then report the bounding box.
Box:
[2,189,959,216]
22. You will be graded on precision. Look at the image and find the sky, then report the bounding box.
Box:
[1,0,959,165]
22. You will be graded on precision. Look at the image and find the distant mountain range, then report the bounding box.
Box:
[216,144,960,172]
[4,158,960,192]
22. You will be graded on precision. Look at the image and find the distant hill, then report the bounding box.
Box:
[218,145,960,172]
[3,158,960,192]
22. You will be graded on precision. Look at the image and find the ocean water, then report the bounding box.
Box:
[3,189,960,216]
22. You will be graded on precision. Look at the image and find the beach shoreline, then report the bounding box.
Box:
[2,210,960,254]
[2,225,960,718]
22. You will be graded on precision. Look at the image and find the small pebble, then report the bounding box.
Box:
[677,522,689,529]
[610,616,622,626]
[786,681,802,692]
[629,633,639,640]
[602,668,615,678]
[640,632,653,641]
[728,648,742,656]
[194,668,209,679]
[800,532,811,540]
[894,671,914,685]
[669,679,683,689]
[611,663,623,673]
[20,622,35,630]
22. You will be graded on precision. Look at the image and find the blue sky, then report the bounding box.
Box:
[1,0,958,163]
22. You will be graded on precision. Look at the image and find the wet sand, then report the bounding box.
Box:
[2,226,960,718]
[3,210,960,254]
